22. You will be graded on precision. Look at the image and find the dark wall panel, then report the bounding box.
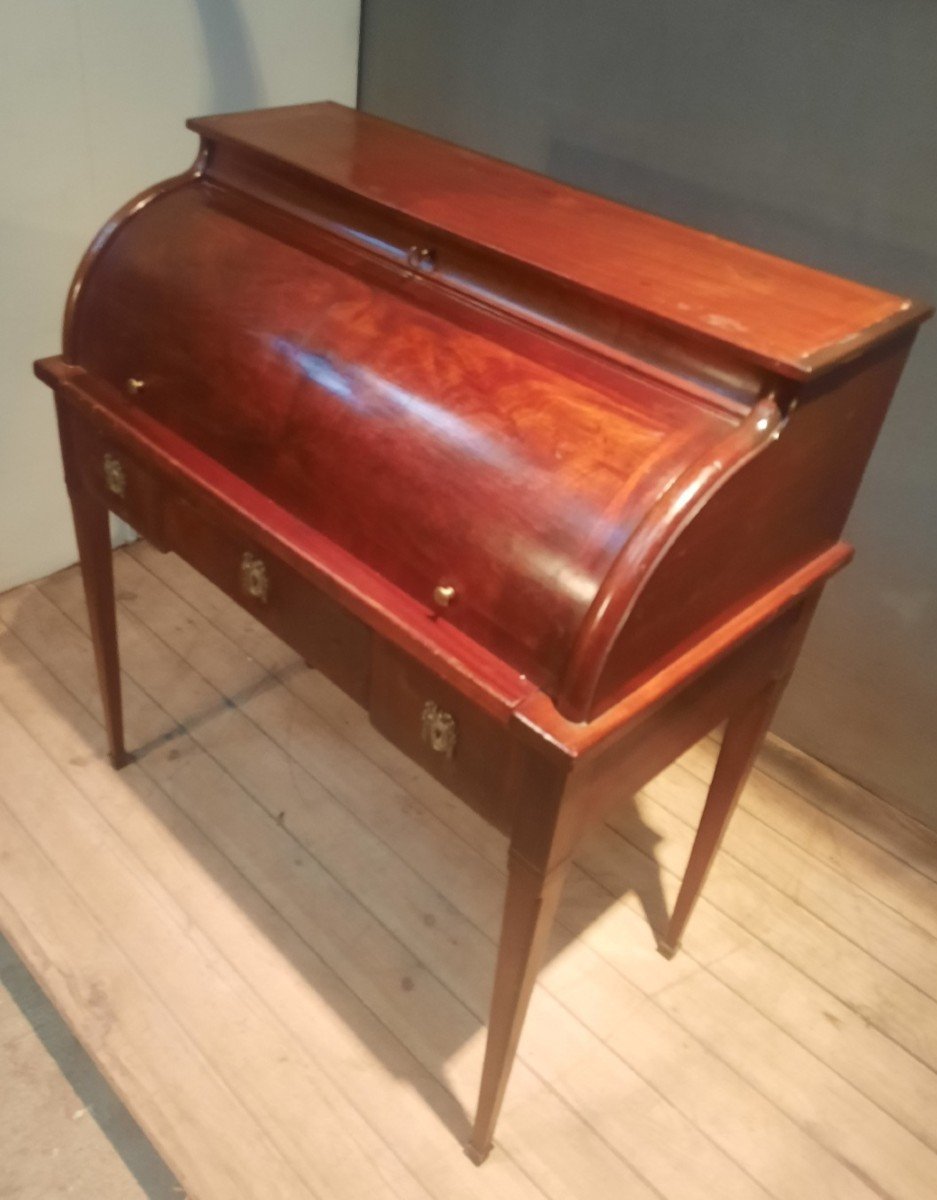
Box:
[359,0,937,828]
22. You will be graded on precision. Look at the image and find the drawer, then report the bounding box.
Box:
[163,492,372,703]
[369,640,514,832]
[67,413,166,546]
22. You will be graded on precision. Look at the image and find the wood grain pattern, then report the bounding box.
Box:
[191,102,930,378]
[61,179,742,705]
[3,553,937,1200]
[46,106,927,720]
[31,102,929,1161]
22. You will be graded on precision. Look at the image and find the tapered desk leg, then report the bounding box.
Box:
[68,485,129,769]
[468,853,571,1163]
[658,683,780,957]
[659,594,821,958]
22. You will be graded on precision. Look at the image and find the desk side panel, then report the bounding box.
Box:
[585,336,914,716]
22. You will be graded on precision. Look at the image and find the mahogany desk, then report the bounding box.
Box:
[34,102,929,1162]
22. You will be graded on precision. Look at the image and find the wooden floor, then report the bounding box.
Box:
[0,930,179,1199]
[2,544,937,1200]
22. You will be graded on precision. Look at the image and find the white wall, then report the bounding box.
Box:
[0,0,360,592]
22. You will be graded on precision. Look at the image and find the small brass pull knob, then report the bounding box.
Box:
[421,701,457,759]
[407,245,436,272]
[126,377,145,397]
[239,551,269,603]
[102,453,126,497]
[433,584,456,609]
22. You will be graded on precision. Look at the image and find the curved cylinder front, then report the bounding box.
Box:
[68,180,735,700]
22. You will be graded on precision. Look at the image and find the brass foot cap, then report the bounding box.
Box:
[657,940,679,960]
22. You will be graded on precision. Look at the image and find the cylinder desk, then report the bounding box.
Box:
[34,101,930,1161]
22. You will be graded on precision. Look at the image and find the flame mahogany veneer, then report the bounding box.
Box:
[35,102,930,1162]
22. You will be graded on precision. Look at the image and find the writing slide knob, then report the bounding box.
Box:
[433,584,456,609]
[407,245,437,272]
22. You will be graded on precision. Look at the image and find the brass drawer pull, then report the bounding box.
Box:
[103,453,126,497]
[239,551,269,603]
[421,701,457,758]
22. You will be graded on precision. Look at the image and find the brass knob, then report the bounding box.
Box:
[407,245,436,272]
[433,584,456,608]
[126,377,145,397]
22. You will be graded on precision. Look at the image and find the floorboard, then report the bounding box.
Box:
[0,931,177,1200]
[1,546,936,1200]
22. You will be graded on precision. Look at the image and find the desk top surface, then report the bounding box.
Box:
[190,102,929,379]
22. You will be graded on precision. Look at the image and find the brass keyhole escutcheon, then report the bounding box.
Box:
[421,701,457,759]
[102,453,126,497]
[126,377,145,398]
[239,551,269,603]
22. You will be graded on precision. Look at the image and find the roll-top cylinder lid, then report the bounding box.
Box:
[64,103,923,718]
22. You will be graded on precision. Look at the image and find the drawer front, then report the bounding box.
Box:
[163,492,371,703]
[369,641,514,832]
[67,414,166,545]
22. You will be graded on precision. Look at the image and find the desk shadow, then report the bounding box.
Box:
[568,806,671,952]
[137,685,675,1145]
[0,934,181,1199]
[3,599,676,1153]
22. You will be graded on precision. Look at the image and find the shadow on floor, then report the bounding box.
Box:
[0,571,680,1153]
[0,932,180,1200]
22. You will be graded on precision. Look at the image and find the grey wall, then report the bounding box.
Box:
[360,0,937,828]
